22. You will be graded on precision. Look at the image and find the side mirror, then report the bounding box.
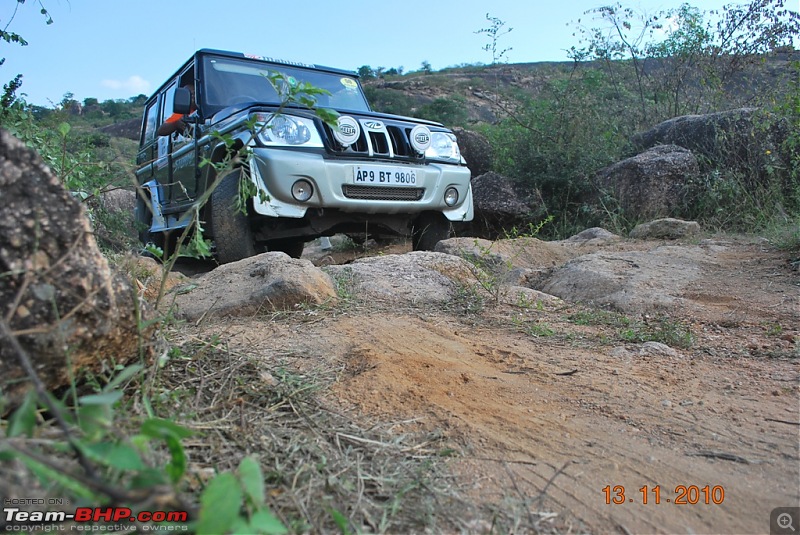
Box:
[173,87,192,115]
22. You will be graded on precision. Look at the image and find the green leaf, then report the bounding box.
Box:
[82,442,145,471]
[238,456,265,505]
[130,468,168,489]
[57,122,71,138]
[139,419,192,483]
[17,452,97,500]
[229,517,252,535]
[144,243,164,260]
[77,404,113,439]
[163,433,187,483]
[248,510,288,535]
[328,507,351,535]
[79,390,123,406]
[140,418,193,439]
[7,390,37,438]
[104,364,144,391]
[315,108,340,126]
[196,473,243,535]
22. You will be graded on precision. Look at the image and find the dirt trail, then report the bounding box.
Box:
[195,237,799,533]
[323,314,797,534]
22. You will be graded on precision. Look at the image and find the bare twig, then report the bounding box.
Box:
[765,418,800,426]
[535,460,571,511]
[688,450,751,464]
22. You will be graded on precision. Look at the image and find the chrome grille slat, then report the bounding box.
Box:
[323,119,424,161]
[342,185,425,201]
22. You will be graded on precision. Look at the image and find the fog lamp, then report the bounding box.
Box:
[444,187,459,207]
[292,180,314,202]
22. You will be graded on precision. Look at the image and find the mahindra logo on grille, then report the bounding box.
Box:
[414,132,430,144]
[340,124,357,136]
[364,121,383,130]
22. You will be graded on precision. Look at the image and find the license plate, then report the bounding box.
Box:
[352,165,417,186]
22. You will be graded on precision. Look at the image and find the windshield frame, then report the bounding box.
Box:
[199,54,370,117]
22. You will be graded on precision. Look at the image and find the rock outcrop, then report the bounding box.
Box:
[0,129,147,407]
[324,251,476,306]
[465,172,544,239]
[594,145,699,221]
[173,252,338,321]
[452,127,493,177]
[631,108,789,186]
[540,246,711,314]
[629,218,701,240]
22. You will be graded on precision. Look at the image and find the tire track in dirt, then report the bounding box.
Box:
[325,313,799,534]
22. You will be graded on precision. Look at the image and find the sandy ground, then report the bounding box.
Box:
[181,236,799,534]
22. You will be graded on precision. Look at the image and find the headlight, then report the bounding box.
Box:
[253,113,323,147]
[425,132,462,162]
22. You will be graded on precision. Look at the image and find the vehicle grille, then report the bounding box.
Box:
[342,185,425,201]
[323,118,426,161]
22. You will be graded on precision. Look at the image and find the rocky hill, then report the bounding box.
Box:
[362,50,798,127]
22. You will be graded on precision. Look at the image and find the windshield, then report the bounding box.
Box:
[201,56,370,113]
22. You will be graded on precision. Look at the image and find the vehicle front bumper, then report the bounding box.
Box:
[248,149,473,222]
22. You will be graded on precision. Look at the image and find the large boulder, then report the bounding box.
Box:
[173,252,338,321]
[436,236,574,289]
[452,127,493,177]
[0,129,147,407]
[593,145,699,221]
[324,251,476,306]
[465,171,544,239]
[540,246,709,314]
[629,218,701,240]
[91,188,138,250]
[631,108,788,176]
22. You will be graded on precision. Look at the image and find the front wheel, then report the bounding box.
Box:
[209,169,257,264]
[412,212,452,251]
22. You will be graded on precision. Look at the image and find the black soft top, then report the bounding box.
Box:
[147,49,359,104]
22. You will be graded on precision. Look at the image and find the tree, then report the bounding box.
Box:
[1,1,53,111]
[418,96,469,127]
[357,65,375,79]
[475,13,513,64]
[571,0,800,125]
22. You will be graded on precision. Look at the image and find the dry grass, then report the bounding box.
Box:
[154,325,469,533]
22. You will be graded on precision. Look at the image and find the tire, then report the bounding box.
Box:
[210,169,256,264]
[412,212,452,251]
[268,239,305,259]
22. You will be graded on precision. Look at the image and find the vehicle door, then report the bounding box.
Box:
[135,97,160,190]
[154,78,198,211]
[153,80,177,208]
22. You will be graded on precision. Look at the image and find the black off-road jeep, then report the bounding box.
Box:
[135,49,473,263]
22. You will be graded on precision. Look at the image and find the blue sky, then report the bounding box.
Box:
[2,0,764,107]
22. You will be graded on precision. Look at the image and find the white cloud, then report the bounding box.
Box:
[101,75,151,95]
